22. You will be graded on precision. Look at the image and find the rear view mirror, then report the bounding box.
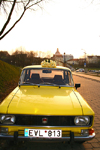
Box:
[75,83,81,89]
[42,70,52,73]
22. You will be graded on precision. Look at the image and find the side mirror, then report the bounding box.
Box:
[75,83,81,89]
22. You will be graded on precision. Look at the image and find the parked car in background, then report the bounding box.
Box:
[89,70,100,73]
[89,70,96,72]
[0,60,95,143]
[76,68,85,72]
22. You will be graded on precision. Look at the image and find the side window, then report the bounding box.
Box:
[25,69,30,81]
[20,70,26,83]
[64,71,69,84]
[64,71,73,85]
[68,71,71,85]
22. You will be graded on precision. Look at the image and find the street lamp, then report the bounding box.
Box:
[81,49,87,72]
[64,52,65,67]
[81,49,86,66]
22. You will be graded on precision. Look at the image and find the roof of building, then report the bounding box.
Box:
[55,48,61,55]
[53,54,63,57]
[67,59,79,61]
[87,55,100,58]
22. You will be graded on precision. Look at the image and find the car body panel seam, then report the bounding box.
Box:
[73,89,84,115]
[6,88,19,114]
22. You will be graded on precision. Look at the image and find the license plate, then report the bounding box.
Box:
[24,129,62,138]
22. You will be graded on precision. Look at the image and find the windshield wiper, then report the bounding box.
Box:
[19,82,63,88]
[40,82,53,85]
[39,82,61,88]
[19,82,40,87]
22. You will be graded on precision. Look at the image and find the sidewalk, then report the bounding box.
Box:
[72,72,100,82]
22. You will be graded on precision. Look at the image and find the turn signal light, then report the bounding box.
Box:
[89,128,94,135]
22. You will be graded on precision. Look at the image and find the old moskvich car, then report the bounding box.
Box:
[0,60,95,143]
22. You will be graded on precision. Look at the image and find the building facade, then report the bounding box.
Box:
[52,48,63,66]
[67,59,79,65]
[63,54,73,62]
[87,55,100,64]
[52,48,74,66]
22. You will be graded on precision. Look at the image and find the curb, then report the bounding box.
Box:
[72,73,100,82]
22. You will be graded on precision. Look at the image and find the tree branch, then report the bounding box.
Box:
[0,7,26,40]
[0,0,17,36]
[0,0,46,40]
[26,0,43,9]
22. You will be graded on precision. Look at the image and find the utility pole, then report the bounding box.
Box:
[64,52,65,67]
[81,49,87,73]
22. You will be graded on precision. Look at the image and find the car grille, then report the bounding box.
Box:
[12,115,93,127]
[14,115,75,126]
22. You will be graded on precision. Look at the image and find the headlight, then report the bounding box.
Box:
[74,116,90,126]
[0,115,15,124]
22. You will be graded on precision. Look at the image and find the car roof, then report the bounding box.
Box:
[23,65,71,71]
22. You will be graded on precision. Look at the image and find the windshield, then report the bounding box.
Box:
[19,68,74,87]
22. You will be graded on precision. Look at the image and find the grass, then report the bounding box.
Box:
[0,60,21,102]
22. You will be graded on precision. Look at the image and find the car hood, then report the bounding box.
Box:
[5,86,84,116]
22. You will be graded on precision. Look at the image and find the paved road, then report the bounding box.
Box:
[0,75,100,150]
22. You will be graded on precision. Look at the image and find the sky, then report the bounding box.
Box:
[0,0,100,58]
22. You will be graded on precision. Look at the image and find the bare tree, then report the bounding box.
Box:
[0,0,48,40]
[80,0,100,8]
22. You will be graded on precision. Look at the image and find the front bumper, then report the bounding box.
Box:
[0,131,95,142]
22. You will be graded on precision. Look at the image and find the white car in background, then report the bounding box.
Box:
[76,68,85,72]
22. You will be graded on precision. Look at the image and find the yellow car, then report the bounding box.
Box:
[0,62,95,143]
